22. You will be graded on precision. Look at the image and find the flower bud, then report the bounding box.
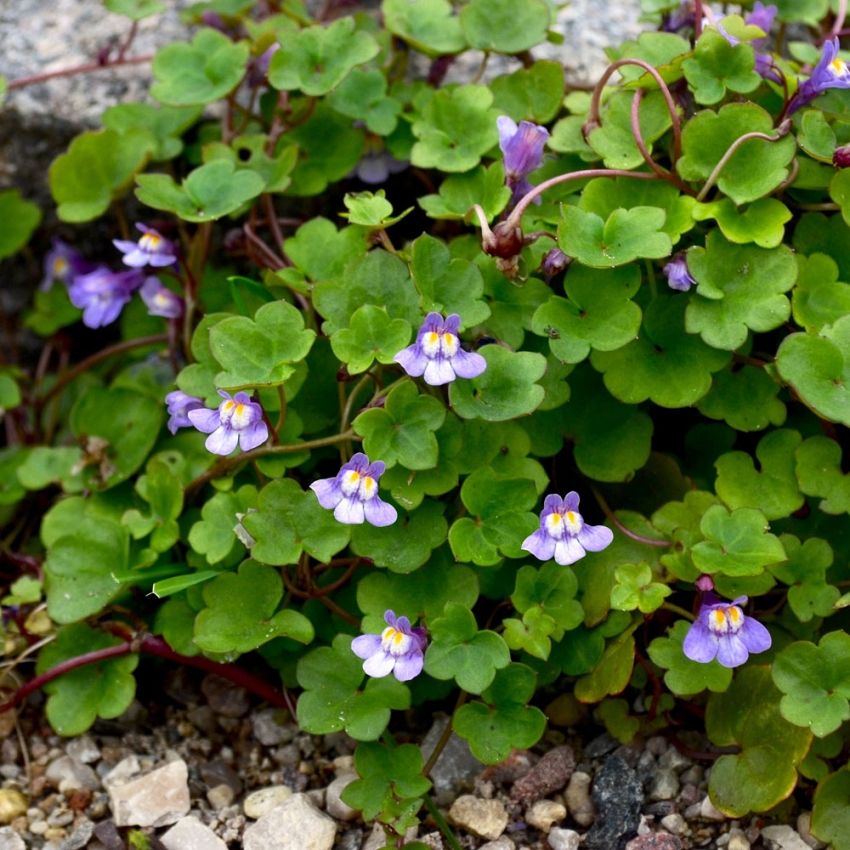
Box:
[834,143,850,168]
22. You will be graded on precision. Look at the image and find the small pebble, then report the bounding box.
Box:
[762,825,811,850]
[207,784,235,810]
[698,796,727,821]
[625,832,682,850]
[325,773,358,821]
[0,790,27,825]
[727,830,751,850]
[479,838,516,850]
[661,813,687,835]
[648,769,680,801]
[449,795,509,841]
[243,786,293,819]
[797,812,826,850]
[29,819,49,835]
[564,771,594,826]
[251,709,295,747]
[526,799,566,832]
[548,827,581,850]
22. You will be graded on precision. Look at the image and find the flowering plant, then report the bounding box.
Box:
[3,0,850,846]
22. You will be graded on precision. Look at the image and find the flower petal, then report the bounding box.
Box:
[423,357,456,386]
[393,651,424,682]
[394,345,428,377]
[521,528,556,561]
[682,620,718,663]
[364,497,397,527]
[335,497,366,524]
[563,491,580,512]
[738,618,772,654]
[553,536,586,566]
[310,478,343,509]
[351,633,383,660]
[577,523,614,552]
[363,650,395,678]
[187,408,221,434]
[449,349,486,380]
[205,425,239,456]
[716,634,750,668]
[238,421,269,451]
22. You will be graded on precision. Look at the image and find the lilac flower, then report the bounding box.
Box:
[747,2,777,45]
[351,609,427,681]
[497,116,549,201]
[788,37,850,114]
[663,254,696,292]
[683,595,772,668]
[521,492,614,566]
[68,266,144,328]
[541,247,570,279]
[662,3,695,33]
[40,239,92,291]
[354,148,408,184]
[140,277,184,319]
[394,313,486,386]
[310,452,397,526]
[187,390,269,455]
[247,42,280,86]
[165,391,204,435]
[113,224,178,269]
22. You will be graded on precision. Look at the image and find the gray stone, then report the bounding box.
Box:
[252,709,295,746]
[324,773,358,821]
[648,768,680,801]
[762,826,812,850]
[161,816,228,850]
[564,771,595,827]
[46,756,101,792]
[448,795,508,841]
[526,799,567,832]
[797,812,826,850]
[361,823,389,850]
[65,736,100,765]
[243,786,293,819]
[59,820,95,850]
[243,794,337,850]
[0,826,25,850]
[421,716,483,798]
[660,813,687,836]
[201,674,250,718]
[107,759,190,828]
[206,784,234,810]
[480,838,516,850]
[584,755,643,850]
[625,833,682,850]
[548,828,581,850]
[103,755,141,786]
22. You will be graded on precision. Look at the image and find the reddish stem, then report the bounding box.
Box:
[7,55,153,90]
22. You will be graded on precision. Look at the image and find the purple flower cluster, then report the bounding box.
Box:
[41,239,93,292]
[788,37,850,113]
[187,390,269,455]
[113,223,178,269]
[310,453,397,527]
[683,594,772,668]
[351,609,427,682]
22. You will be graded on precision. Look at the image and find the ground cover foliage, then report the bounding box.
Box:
[3,0,850,845]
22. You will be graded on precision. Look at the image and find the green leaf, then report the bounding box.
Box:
[490,60,565,124]
[411,85,500,172]
[772,632,850,737]
[331,305,411,376]
[511,562,584,638]
[715,429,804,520]
[243,478,351,566]
[692,197,792,249]
[559,205,672,268]
[828,167,850,229]
[424,602,510,693]
[677,103,797,204]
[151,28,249,105]
[610,562,671,613]
[592,294,730,407]
[203,135,297,194]
[419,163,510,221]
[449,346,546,421]
[0,189,41,259]
[151,571,218,599]
[682,29,761,104]
[697,365,786,432]
[776,315,850,427]
[45,517,128,624]
[459,0,550,54]
[353,380,445,470]
[648,620,733,696]
[575,623,638,703]
[706,666,812,816]
[50,129,152,222]
[284,216,368,283]
[296,634,410,740]
[102,102,203,161]
[792,253,850,333]
[104,0,164,19]
[691,505,786,577]
[812,770,850,850]
[341,190,411,228]
[796,435,850,515]
[382,0,465,55]
[136,159,265,223]
[268,17,378,96]
[453,664,547,763]
[188,485,258,564]
[770,534,837,623]
[2,576,42,606]
[16,447,82,492]
[327,69,402,136]
[774,0,828,24]
[531,265,641,365]
[36,624,138,736]
[194,560,314,653]
[685,232,797,350]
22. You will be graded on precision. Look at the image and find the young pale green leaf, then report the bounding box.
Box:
[50,129,152,222]
[648,621,733,696]
[715,429,804,520]
[449,346,546,422]
[479,262,550,348]
[36,624,138,736]
[453,664,547,763]
[490,60,565,124]
[284,217,368,284]
[151,28,249,105]
[340,190,411,228]
[503,607,559,660]
[685,232,797,350]
[2,575,42,606]
[774,0,827,24]
[531,264,642,364]
[16,447,82,493]
[575,623,638,703]
[424,602,510,693]
[608,31,691,81]
[776,315,850,427]
[102,103,203,161]
[812,769,850,850]
[188,485,258,564]
[382,0,466,55]
[592,295,730,408]
[296,634,410,740]
[136,159,265,222]
[327,69,402,136]
[682,29,761,104]
[243,478,351,566]
[559,205,672,268]
[691,505,786,577]
[511,561,584,637]
[770,535,837,623]
[194,560,314,653]
[792,253,850,333]
[697,365,786,432]
[203,135,297,194]
[331,305,411,376]
[610,562,671,613]
[795,435,850,515]
[692,198,792,249]
[0,189,41,259]
[459,0,550,54]
[105,0,164,18]
[677,103,796,204]
[419,163,511,221]
[706,666,812,816]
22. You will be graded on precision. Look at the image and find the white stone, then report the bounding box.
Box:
[727,829,751,850]
[0,827,25,850]
[324,773,358,821]
[564,771,595,826]
[108,759,190,828]
[797,812,826,850]
[103,755,141,786]
[661,813,688,835]
[361,822,389,850]
[479,838,515,850]
[243,794,336,850]
[449,795,508,841]
[46,756,101,792]
[548,827,581,850]
[526,799,567,832]
[243,786,293,819]
[161,816,228,850]
[648,768,680,801]
[762,825,812,850]
[65,736,100,764]
[206,785,234,810]
[698,795,727,821]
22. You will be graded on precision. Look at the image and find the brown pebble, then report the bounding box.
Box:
[66,789,92,812]
[510,746,575,803]
[625,832,683,850]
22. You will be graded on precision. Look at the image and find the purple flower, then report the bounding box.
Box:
[113,224,178,269]
[68,266,144,328]
[747,2,777,45]
[40,239,92,291]
[541,247,571,279]
[351,609,427,681]
[247,43,280,86]
[497,116,549,201]
[165,390,204,435]
[521,492,614,566]
[187,390,269,455]
[310,452,397,526]
[353,149,408,184]
[662,3,695,33]
[663,254,695,292]
[394,313,486,386]
[683,595,772,668]
[788,37,850,114]
[140,277,184,319]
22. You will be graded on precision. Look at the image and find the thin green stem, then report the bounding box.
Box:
[275,385,288,437]
[662,602,696,622]
[590,486,671,548]
[423,795,463,850]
